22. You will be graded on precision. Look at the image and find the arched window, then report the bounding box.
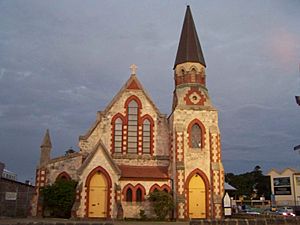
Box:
[136,188,142,202]
[142,119,151,154]
[191,124,202,148]
[191,68,196,82]
[127,100,138,153]
[181,69,185,76]
[126,188,133,202]
[163,188,169,193]
[114,118,123,153]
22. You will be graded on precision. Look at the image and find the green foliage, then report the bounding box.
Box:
[139,209,147,220]
[148,191,174,220]
[41,179,77,218]
[225,165,271,200]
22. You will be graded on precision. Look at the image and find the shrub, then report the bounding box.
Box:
[139,209,147,220]
[148,191,174,220]
[40,179,77,218]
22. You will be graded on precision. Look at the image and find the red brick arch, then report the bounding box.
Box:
[141,114,155,155]
[185,168,210,219]
[85,166,112,218]
[56,171,71,181]
[124,95,143,110]
[149,183,171,194]
[187,119,206,149]
[122,183,146,202]
[111,113,125,154]
[122,183,135,201]
[135,183,146,201]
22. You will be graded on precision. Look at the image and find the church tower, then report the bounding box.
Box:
[39,129,52,167]
[170,6,224,219]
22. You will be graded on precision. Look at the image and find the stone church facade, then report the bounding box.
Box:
[31,6,224,220]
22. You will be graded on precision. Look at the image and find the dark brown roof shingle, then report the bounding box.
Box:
[119,165,169,180]
[174,5,206,69]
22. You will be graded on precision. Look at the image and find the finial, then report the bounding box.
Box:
[130,64,137,75]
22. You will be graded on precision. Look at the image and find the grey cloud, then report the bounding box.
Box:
[1,0,300,181]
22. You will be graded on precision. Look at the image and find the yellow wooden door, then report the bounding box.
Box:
[188,174,206,218]
[88,172,107,218]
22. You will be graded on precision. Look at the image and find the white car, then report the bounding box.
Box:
[277,207,295,217]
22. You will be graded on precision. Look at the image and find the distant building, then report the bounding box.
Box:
[0,162,35,217]
[0,162,4,176]
[295,96,300,106]
[2,168,17,181]
[31,6,224,220]
[268,168,300,206]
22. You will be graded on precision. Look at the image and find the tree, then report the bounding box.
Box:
[225,166,271,200]
[148,191,174,220]
[41,179,77,218]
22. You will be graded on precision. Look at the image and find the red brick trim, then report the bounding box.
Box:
[56,171,71,181]
[185,168,210,219]
[141,114,154,155]
[187,119,206,150]
[111,113,125,154]
[85,166,112,218]
[127,79,141,90]
[124,95,143,111]
[124,96,142,154]
[184,87,206,106]
[119,177,169,181]
[135,183,146,201]
[149,183,171,193]
[161,184,171,192]
[175,69,206,86]
[122,183,134,201]
[122,183,146,201]
[175,132,185,162]
[149,183,161,193]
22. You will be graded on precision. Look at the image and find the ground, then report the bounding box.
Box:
[0,218,189,225]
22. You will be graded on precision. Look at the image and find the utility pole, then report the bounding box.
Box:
[294,63,300,152]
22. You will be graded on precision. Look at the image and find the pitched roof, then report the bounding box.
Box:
[77,139,121,176]
[119,165,169,180]
[79,74,167,141]
[41,129,52,148]
[224,182,237,191]
[174,5,206,69]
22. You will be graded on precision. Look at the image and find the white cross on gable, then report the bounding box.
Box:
[130,64,137,75]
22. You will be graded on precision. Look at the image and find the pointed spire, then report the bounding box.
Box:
[41,129,52,148]
[174,5,206,69]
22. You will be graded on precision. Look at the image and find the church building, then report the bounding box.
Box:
[31,6,224,220]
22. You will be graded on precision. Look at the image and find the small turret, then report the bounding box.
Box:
[39,129,52,167]
[172,6,211,111]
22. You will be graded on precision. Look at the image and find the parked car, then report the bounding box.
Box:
[262,208,278,216]
[244,209,260,215]
[277,207,295,217]
[239,206,261,215]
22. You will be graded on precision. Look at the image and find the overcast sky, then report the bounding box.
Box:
[0,0,300,182]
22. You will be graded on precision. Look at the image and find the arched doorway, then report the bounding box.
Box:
[188,173,206,218]
[87,170,108,218]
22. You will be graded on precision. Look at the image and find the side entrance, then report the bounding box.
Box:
[188,173,206,218]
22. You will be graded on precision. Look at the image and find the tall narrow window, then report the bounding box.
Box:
[127,100,138,153]
[191,124,202,148]
[114,118,123,153]
[142,119,151,154]
[126,188,133,202]
[136,188,142,202]
[191,68,196,82]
